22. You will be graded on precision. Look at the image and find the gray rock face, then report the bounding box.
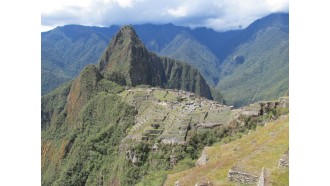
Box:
[279,97,289,108]
[162,137,184,145]
[257,167,265,186]
[125,150,139,165]
[194,180,212,186]
[195,149,208,166]
[170,154,178,166]
[196,122,222,129]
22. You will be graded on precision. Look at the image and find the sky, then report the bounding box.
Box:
[41,0,288,32]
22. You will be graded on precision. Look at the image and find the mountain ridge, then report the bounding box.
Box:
[42,13,288,107]
[97,25,212,99]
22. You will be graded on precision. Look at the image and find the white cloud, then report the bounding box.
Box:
[41,25,57,32]
[41,0,289,32]
[113,0,134,8]
[166,6,188,17]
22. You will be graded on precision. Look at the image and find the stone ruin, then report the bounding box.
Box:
[227,166,259,185]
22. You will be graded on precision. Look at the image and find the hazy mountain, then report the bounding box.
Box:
[159,31,220,85]
[41,25,119,94]
[42,13,288,108]
[217,13,289,107]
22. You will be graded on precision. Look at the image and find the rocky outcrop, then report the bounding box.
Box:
[162,137,185,145]
[278,149,289,167]
[257,167,265,186]
[195,149,208,166]
[237,97,289,121]
[98,25,212,99]
[196,122,222,129]
[227,167,259,185]
[170,153,178,166]
[126,150,139,165]
[194,180,213,186]
[279,97,289,108]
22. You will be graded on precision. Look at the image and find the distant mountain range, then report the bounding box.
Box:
[42,13,288,107]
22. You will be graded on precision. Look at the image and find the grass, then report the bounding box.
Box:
[153,90,178,102]
[269,167,289,185]
[164,115,289,186]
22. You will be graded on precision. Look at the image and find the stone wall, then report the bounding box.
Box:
[227,168,259,185]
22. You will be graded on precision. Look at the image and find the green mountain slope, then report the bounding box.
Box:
[41,25,119,94]
[217,17,289,107]
[159,32,220,86]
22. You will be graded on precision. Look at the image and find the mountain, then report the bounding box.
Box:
[216,13,289,107]
[98,25,212,99]
[41,25,119,94]
[159,31,221,85]
[42,13,288,107]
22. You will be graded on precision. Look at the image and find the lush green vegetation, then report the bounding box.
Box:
[42,86,137,185]
[217,15,289,107]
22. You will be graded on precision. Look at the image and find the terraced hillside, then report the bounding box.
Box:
[119,87,234,145]
[42,73,289,185]
[164,115,289,186]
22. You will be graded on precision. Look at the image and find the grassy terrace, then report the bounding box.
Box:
[164,115,289,186]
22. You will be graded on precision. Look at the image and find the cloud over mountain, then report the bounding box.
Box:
[42,0,288,31]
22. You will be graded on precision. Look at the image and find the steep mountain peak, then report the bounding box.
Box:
[98,25,212,99]
[111,25,144,49]
[117,25,143,46]
[118,25,138,38]
[98,25,148,82]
